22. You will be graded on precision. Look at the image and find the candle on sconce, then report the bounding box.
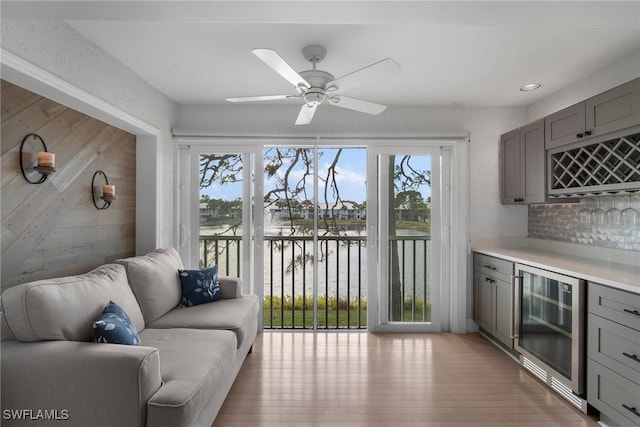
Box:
[37,152,55,167]
[103,185,115,197]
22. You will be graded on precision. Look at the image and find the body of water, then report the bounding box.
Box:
[200,225,431,301]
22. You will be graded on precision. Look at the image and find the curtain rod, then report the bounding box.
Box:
[171,130,470,142]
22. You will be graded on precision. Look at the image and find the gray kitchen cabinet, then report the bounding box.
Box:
[588,282,640,427]
[473,253,514,349]
[545,77,640,150]
[500,119,545,204]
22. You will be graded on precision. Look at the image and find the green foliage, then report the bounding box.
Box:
[264,295,367,311]
[263,295,432,328]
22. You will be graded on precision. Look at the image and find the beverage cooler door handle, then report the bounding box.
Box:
[512,275,523,339]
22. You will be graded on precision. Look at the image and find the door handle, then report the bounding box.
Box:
[512,275,523,340]
[368,225,377,248]
[254,225,263,249]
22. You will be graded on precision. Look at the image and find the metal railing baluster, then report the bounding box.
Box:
[199,234,429,329]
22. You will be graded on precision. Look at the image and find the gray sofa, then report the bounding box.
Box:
[0,248,259,427]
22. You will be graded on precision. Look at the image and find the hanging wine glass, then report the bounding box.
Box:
[621,194,640,228]
[590,196,606,227]
[605,195,622,227]
[577,198,593,227]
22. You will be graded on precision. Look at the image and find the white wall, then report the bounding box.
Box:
[1,19,177,251]
[528,48,640,121]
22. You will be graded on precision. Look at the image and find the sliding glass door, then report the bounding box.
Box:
[177,138,464,332]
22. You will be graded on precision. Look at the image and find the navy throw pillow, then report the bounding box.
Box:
[92,300,141,345]
[178,266,222,307]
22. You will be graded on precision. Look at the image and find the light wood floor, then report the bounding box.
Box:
[213,332,600,427]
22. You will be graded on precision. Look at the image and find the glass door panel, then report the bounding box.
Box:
[189,146,260,299]
[519,271,575,378]
[262,147,368,329]
[368,147,442,332]
[198,153,245,277]
[262,147,316,329]
[388,154,433,323]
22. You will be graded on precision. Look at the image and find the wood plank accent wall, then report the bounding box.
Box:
[1,80,136,290]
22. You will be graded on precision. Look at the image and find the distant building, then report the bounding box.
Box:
[270,202,366,221]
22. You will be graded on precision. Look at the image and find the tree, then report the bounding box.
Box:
[388,155,431,320]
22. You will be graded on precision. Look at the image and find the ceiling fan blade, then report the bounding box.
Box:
[295,104,318,125]
[252,48,310,89]
[329,96,387,115]
[226,95,292,103]
[327,58,400,93]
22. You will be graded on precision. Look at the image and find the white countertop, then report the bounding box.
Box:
[471,238,640,294]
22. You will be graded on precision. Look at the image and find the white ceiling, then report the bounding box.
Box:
[4,1,640,108]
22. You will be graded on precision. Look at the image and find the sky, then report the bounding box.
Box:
[201,147,431,203]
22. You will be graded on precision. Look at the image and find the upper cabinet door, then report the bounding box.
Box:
[521,119,545,204]
[500,120,545,205]
[586,77,640,139]
[544,102,586,150]
[500,128,523,204]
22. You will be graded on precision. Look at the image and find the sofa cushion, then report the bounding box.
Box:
[92,300,141,345]
[178,266,222,307]
[0,264,144,342]
[147,294,260,348]
[140,328,237,427]
[116,248,183,324]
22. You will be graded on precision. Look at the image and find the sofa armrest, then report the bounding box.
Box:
[1,340,161,427]
[219,275,243,299]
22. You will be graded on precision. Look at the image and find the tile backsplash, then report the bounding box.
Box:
[528,194,640,252]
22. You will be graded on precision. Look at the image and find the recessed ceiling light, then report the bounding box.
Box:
[520,83,542,92]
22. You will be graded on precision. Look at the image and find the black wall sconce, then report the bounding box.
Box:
[92,170,116,210]
[20,133,57,184]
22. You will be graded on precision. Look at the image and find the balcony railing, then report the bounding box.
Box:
[199,233,430,329]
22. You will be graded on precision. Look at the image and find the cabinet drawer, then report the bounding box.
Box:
[588,360,640,427]
[474,253,513,281]
[589,283,640,331]
[589,314,640,385]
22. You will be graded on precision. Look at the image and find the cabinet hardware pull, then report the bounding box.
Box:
[485,277,492,283]
[483,264,497,270]
[623,352,640,363]
[585,130,592,136]
[513,198,524,203]
[622,404,640,417]
[576,132,584,138]
[623,308,640,317]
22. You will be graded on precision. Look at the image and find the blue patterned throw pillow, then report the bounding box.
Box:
[178,266,222,307]
[92,300,141,345]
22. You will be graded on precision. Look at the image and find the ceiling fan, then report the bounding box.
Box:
[226,45,400,125]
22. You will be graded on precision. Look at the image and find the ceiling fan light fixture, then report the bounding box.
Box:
[520,82,542,92]
[303,90,325,106]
